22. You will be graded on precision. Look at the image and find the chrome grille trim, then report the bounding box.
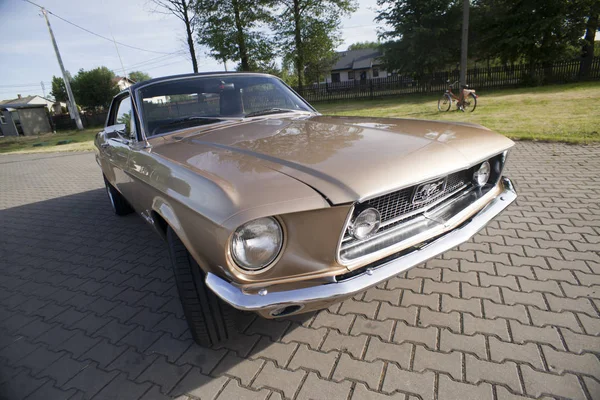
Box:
[366,170,469,224]
[341,183,470,245]
[341,169,471,247]
[336,151,510,266]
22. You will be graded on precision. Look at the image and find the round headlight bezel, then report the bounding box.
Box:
[230,217,284,273]
[349,207,381,240]
[473,160,491,187]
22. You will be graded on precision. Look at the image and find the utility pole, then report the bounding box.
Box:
[41,8,83,130]
[459,0,470,90]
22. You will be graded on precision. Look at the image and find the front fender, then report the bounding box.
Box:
[151,196,231,279]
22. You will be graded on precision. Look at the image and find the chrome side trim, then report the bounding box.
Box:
[205,177,517,313]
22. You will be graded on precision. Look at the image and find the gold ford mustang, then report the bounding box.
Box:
[95,72,516,346]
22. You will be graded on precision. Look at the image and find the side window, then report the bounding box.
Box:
[111,96,136,138]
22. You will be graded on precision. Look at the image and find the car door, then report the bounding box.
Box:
[101,94,136,196]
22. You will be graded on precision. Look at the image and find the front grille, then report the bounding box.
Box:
[340,169,472,252]
[366,170,470,226]
[338,154,506,263]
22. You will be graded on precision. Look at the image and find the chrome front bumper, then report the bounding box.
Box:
[206,177,517,315]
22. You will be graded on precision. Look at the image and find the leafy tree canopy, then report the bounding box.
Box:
[71,67,119,111]
[376,0,592,75]
[50,76,68,103]
[376,0,462,74]
[347,41,380,50]
[471,0,589,66]
[195,0,275,71]
[274,0,357,89]
[128,71,152,83]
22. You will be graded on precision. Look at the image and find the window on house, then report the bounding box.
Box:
[331,73,340,83]
[348,70,355,80]
[0,115,6,124]
[373,68,379,78]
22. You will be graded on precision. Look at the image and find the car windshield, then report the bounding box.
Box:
[138,75,313,137]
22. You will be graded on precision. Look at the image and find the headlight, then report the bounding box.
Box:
[473,161,491,187]
[349,208,381,240]
[231,217,283,271]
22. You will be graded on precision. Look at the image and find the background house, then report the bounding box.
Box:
[0,103,52,136]
[0,94,61,113]
[325,48,387,83]
[113,76,135,90]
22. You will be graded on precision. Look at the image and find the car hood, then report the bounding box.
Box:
[152,115,514,205]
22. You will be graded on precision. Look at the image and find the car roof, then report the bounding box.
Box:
[126,71,275,92]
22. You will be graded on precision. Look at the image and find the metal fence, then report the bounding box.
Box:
[52,112,108,131]
[297,57,600,103]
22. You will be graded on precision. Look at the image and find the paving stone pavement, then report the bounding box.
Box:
[0,142,599,400]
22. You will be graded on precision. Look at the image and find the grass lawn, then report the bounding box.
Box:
[316,81,600,144]
[0,127,99,154]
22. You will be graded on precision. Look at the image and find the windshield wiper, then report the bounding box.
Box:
[152,116,223,135]
[245,108,301,118]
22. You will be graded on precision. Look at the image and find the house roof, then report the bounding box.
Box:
[331,48,383,71]
[0,95,37,105]
[113,76,135,84]
[0,95,54,105]
[0,103,47,111]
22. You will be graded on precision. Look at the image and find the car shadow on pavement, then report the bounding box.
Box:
[0,188,315,399]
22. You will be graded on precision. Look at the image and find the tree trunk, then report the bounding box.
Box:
[232,0,250,71]
[182,0,198,73]
[580,6,599,78]
[293,0,304,94]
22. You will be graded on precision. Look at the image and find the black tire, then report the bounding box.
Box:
[104,177,133,216]
[463,93,477,112]
[438,93,452,112]
[167,227,237,346]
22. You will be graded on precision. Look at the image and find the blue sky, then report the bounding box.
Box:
[0,0,380,100]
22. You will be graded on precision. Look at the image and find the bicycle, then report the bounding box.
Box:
[438,80,477,112]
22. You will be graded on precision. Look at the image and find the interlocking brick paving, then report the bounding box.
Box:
[0,142,599,400]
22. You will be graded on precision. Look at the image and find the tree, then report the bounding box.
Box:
[580,1,600,77]
[473,0,589,72]
[195,0,274,71]
[304,51,338,84]
[71,67,119,111]
[376,0,462,74]
[128,71,152,83]
[149,0,199,73]
[273,0,357,90]
[347,41,380,50]
[50,76,68,102]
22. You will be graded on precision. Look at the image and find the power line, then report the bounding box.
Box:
[22,0,175,55]
[110,51,186,73]
[341,24,378,30]
[143,59,190,72]
[0,82,51,88]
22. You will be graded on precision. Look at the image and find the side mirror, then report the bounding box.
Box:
[105,123,127,139]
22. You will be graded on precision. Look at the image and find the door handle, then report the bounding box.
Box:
[100,143,109,149]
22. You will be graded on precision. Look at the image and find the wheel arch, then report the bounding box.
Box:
[151,197,215,276]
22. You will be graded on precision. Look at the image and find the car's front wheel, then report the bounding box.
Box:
[167,227,238,346]
[104,177,133,216]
